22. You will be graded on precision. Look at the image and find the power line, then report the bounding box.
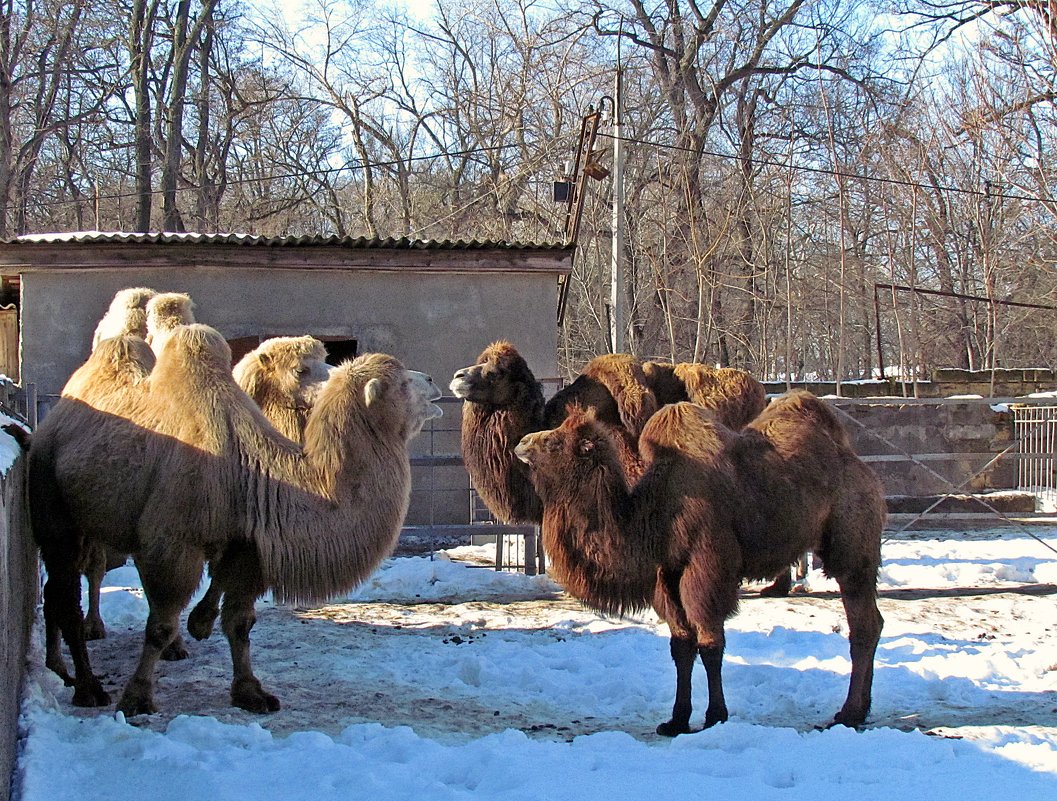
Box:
[596,130,1057,206]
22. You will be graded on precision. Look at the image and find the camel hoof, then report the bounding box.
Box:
[829,711,866,730]
[116,693,157,717]
[71,681,111,708]
[46,660,76,687]
[160,637,190,661]
[186,606,218,641]
[702,710,729,729]
[83,618,107,641]
[656,719,691,737]
[231,679,281,713]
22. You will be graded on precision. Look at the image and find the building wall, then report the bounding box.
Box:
[19,267,560,526]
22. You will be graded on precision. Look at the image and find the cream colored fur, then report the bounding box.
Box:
[91,287,157,351]
[31,323,441,714]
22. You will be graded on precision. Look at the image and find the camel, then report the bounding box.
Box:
[91,287,157,351]
[514,390,884,733]
[187,335,333,641]
[450,344,662,524]
[29,323,442,715]
[144,291,195,357]
[68,290,194,650]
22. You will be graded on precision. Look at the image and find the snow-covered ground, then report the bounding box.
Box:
[15,533,1057,800]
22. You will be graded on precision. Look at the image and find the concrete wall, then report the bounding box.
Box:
[0,451,35,801]
[831,399,1017,496]
[20,267,562,527]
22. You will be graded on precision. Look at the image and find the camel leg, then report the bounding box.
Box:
[43,565,109,706]
[221,590,280,713]
[81,542,107,641]
[831,577,883,728]
[657,635,696,737]
[116,552,203,716]
[759,569,792,598]
[187,578,222,641]
[697,633,728,728]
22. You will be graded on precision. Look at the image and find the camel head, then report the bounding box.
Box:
[315,353,442,443]
[450,341,538,406]
[514,407,620,492]
[92,286,158,348]
[234,336,333,413]
[642,361,689,406]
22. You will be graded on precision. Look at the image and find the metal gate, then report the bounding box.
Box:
[1012,403,1057,510]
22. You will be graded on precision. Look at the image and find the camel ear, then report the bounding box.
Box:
[257,351,272,368]
[364,378,385,407]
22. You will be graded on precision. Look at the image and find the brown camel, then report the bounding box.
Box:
[29,324,441,715]
[514,390,884,733]
[450,344,662,525]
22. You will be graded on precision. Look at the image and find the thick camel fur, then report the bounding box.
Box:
[232,335,332,441]
[449,342,546,524]
[29,324,441,716]
[145,291,195,357]
[187,335,333,641]
[643,361,766,430]
[515,390,884,733]
[451,345,660,523]
[451,344,766,526]
[91,287,157,351]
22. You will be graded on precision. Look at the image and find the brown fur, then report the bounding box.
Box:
[450,346,659,525]
[29,324,440,716]
[516,390,884,733]
[643,361,766,430]
[91,287,157,351]
[449,342,546,524]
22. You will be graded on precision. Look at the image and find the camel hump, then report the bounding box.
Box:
[642,361,688,405]
[640,401,733,461]
[92,286,158,348]
[759,389,851,448]
[672,363,767,429]
[580,354,659,436]
[152,323,233,387]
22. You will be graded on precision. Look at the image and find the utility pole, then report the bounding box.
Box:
[609,64,625,354]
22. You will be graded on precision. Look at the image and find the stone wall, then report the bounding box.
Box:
[0,450,36,801]
[829,399,1017,496]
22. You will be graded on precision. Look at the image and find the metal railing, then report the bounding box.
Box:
[1013,403,1057,509]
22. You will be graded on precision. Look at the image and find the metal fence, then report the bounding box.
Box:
[1012,403,1057,509]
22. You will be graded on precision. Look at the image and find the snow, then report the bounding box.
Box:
[15,533,1057,800]
[0,413,27,476]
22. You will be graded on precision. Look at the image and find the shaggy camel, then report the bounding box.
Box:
[91,287,157,351]
[187,335,333,641]
[30,324,441,715]
[67,290,196,650]
[450,343,767,526]
[514,391,884,733]
[450,344,659,524]
[145,291,195,357]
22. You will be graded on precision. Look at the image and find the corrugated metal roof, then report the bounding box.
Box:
[7,231,571,251]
